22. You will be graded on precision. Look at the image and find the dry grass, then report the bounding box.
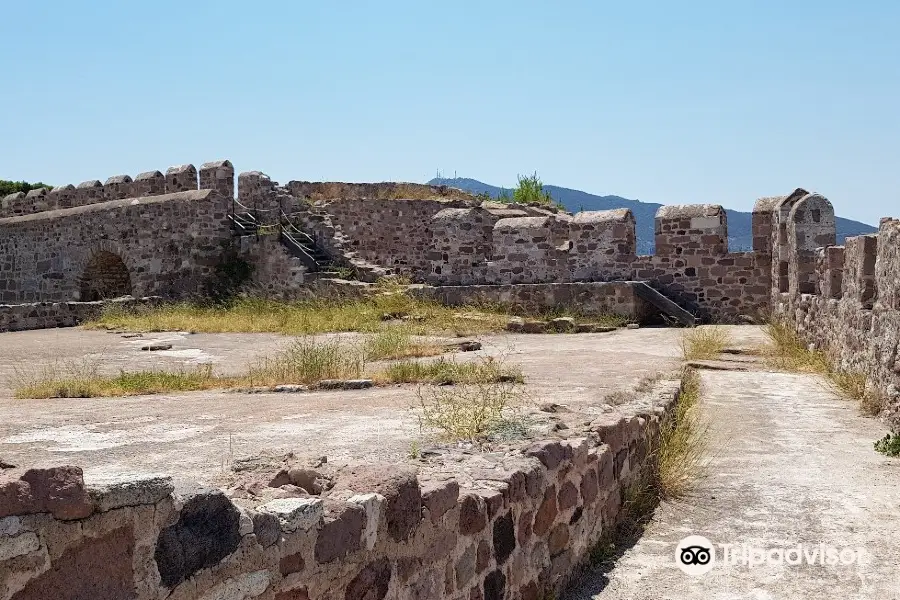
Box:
[762,319,884,415]
[415,378,526,441]
[245,338,365,386]
[656,368,709,498]
[761,320,830,373]
[590,368,708,567]
[680,326,732,361]
[88,295,512,337]
[378,355,524,385]
[363,329,443,361]
[14,361,224,399]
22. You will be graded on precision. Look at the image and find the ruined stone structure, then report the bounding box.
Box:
[0,381,681,600]
[0,157,889,330]
[0,157,799,329]
[3,160,899,599]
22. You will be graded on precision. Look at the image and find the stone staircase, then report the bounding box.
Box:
[228,211,336,274]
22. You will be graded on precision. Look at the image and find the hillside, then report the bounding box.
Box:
[429,178,876,254]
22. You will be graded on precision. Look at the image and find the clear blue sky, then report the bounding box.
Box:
[3,1,898,225]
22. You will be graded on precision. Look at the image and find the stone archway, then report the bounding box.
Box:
[79,251,133,301]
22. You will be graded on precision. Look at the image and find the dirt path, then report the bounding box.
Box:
[566,369,900,599]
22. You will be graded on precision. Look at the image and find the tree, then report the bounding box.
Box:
[0,180,52,197]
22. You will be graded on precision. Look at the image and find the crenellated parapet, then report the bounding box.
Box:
[429,207,499,285]
[654,204,727,257]
[0,160,235,218]
[568,209,636,281]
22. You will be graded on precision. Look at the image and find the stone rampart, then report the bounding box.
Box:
[0,379,682,600]
[772,197,900,425]
[0,161,234,218]
[427,204,770,321]
[0,190,232,303]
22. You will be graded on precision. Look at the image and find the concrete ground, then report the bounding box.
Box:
[566,368,900,599]
[1,325,766,485]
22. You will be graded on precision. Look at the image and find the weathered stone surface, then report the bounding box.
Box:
[345,558,391,600]
[579,467,599,504]
[275,588,311,600]
[473,539,491,575]
[456,543,477,589]
[258,497,323,533]
[548,523,570,556]
[458,493,487,535]
[88,474,173,512]
[275,589,311,600]
[483,569,506,600]
[315,501,365,563]
[0,466,94,520]
[11,527,135,600]
[154,488,241,588]
[557,481,578,511]
[492,511,516,565]
[422,480,459,523]
[317,379,374,390]
[332,464,421,542]
[525,440,572,470]
[251,510,280,547]
[0,530,40,561]
[279,551,305,576]
[532,487,558,537]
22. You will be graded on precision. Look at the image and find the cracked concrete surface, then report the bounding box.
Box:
[566,369,900,600]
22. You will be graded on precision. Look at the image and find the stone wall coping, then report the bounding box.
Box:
[134,170,164,180]
[0,189,216,225]
[104,174,133,184]
[573,208,633,224]
[76,180,102,189]
[655,203,724,219]
[200,159,233,169]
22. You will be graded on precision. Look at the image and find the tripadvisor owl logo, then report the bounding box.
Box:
[675,535,716,576]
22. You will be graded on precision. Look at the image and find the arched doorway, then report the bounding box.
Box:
[79,251,133,301]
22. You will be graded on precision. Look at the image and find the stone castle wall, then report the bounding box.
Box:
[0,190,232,303]
[429,203,769,320]
[775,212,900,425]
[0,381,682,600]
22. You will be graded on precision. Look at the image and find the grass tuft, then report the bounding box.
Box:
[246,338,365,386]
[656,368,709,498]
[379,356,524,385]
[363,329,442,361]
[681,326,731,361]
[761,320,829,373]
[763,319,885,415]
[15,361,221,399]
[589,368,709,569]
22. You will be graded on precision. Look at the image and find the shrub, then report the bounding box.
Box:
[416,378,525,441]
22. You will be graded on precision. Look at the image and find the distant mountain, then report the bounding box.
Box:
[428,177,877,254]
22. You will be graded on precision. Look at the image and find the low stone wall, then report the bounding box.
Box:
[0,297,161,333]
[0,381,682,600]
[413,282,654,321]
